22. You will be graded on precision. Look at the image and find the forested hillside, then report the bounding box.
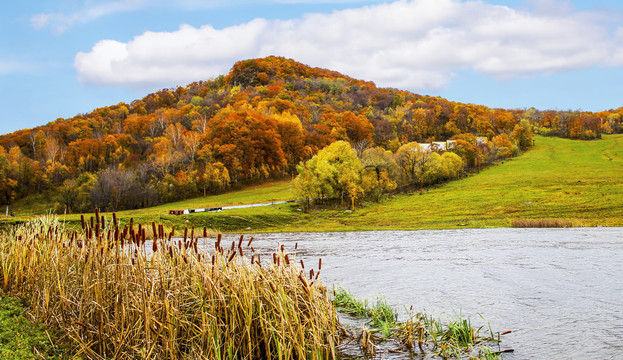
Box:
[0,56,621,213]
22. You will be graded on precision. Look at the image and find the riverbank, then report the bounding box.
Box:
[2,135,622,232]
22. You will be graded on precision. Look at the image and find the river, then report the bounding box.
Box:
[221,227,623,360]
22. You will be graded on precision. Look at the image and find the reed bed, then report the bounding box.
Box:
[510,218,577,228]
[0,212,340,359]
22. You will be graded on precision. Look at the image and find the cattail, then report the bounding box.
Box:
[238,246,244,257]
[318,258,322,270]
[153,239,158,252]
[247,236,254,247]
[203,227,207,238]
[280,244,285,253]
[211,255,215,266]
[273,253,277,264]
[230,241,235,252]
[300,259,305,268]
[269,282,277,293]
[81,214,85,230]
[184,227,188,242]
[152,222,157,240]
[295,242,298,250]
[227,251,236,263]
[169,246,173,258]
[298,273,308,287]
[310,269,314,280]
[112,212,117,228]
[95,208,100,225]
[284,254,290,265]
[190,226,194,241]
[238,235,244,248]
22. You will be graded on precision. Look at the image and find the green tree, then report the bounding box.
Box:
[441,152,464,179]
[294,141,363,209]
[361,147,399,201]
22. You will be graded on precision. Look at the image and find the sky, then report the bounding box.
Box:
[2,0,623,135]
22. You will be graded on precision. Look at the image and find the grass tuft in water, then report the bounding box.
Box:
[333,288,510,359]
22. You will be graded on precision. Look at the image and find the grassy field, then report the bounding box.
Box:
[3,135,622,232]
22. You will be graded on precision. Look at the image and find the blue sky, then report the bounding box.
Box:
[2,0,623,135]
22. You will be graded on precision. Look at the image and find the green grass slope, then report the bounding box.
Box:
[3,135,622,232]
[344,134,623,230]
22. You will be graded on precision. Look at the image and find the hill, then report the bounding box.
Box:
[0,56,620,214]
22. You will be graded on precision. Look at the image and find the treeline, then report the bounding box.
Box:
[0,57,619,212]
[294,120,532,210]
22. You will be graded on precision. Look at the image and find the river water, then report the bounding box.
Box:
[223,228,623,360]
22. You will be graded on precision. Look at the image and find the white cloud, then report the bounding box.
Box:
[74,0,623,92]
[31,0,146,34]
[0,59,30,75]
[30,0,378,34]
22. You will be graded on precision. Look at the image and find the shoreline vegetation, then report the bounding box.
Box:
[1,214,506,359]
[0,135,619,359]
[3,134,622,232]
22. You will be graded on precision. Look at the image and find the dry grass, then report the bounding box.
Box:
[0,213,340,359]
[510,218,577,228]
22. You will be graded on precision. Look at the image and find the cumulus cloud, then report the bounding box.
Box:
[74,0,623,92]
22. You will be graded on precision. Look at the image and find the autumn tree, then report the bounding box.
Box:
[91,169,144,211]
[394,142,431,191]
[511,119,534,150]
[196,162,230,196]
[0,149,17,211]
